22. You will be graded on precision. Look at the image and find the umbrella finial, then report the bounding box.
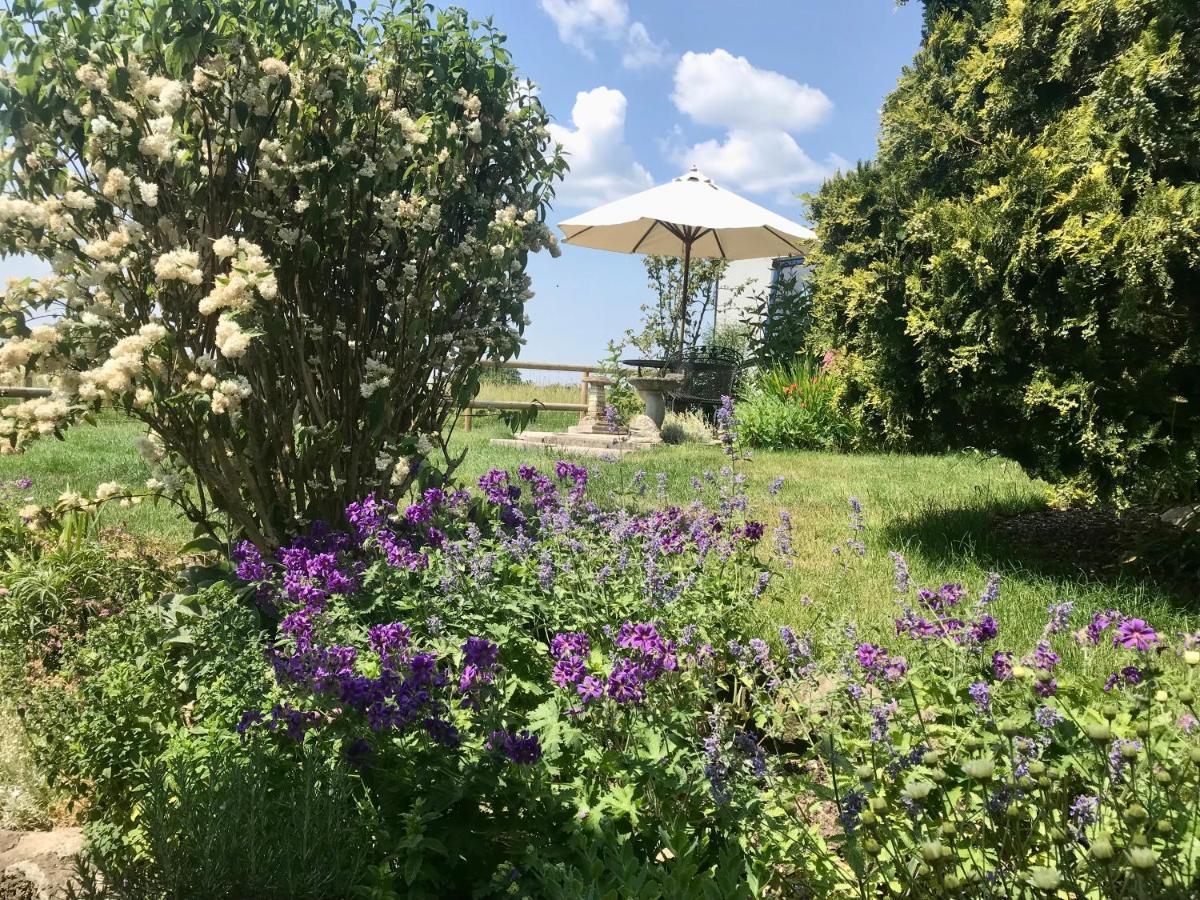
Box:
[675,166,714,186]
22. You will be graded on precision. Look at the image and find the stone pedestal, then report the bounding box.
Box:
[569,375,625,435]
[626,374,683,442]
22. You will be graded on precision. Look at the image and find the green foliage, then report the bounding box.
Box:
[77,739,377,900]
[737,356,859,451]
[809,0,1200,505]
[617,255,747,363]
[744,270,814,367]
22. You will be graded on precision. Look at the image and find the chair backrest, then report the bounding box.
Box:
[680,345,742,400]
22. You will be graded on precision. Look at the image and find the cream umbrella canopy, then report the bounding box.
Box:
[557,166,817,360]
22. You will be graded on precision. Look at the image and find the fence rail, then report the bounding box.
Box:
[0,386,51,399]
[465,359,618,431]
[3,357,610,430]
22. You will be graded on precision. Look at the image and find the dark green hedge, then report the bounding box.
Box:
[810,0,1200,504]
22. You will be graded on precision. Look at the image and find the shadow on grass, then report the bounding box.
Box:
[880,488,1200,608]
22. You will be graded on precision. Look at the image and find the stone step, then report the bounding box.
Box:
[489,436,660,458]
[514,430,631,448]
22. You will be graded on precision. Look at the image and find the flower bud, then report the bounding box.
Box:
[862,837,881,854]
[1190,746,1200,765]
[1181,688,1196,703]
[1120,742,1141,760]
[1134,721,1149,737]
[940,821,956,837]
[855,764,874,780]
[1086,721,1112,742]
[1029,867,1060,891]
[859,810,878,827]
[929,767,947,783]
[1184,651,1200,667]
[1125,804,1147,822]
[1102,704,1119,720]
[1128,847,1158,870]
[919,840,944,864]
[998,717,1023,736]
[943,875,961,890]
[1091,837,1115,861]
[903,779,935,801]
[963,758,995,780]
[1155,690,1169,703]
[1027,760,1046,776]
[1156,819,1173,835]
[922,750,940,767]
[870,796,888,813]
[1155,769,1172,784]
[1013,665,1034,680]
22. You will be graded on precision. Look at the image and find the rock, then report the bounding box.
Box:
[0,829,83,900]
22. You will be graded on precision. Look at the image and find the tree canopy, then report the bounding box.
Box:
[811,0,1200,504]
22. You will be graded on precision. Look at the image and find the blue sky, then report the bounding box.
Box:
[485,0,925,364]
[0,1,925,366]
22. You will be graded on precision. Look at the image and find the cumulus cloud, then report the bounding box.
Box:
[540,0,671,69]
[622,22,671,70]
[672,49,832,132]
[667,49,839,199]
[540,0,627,55]
[548,87,654,208]
[675,130,846,200]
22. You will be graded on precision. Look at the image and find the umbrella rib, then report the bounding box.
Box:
[713,230,727,257]
[763,225,804,255]
[565,225,594,240]
[630,220,661,254]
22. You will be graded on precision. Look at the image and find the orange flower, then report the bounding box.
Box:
[783,382,798,397]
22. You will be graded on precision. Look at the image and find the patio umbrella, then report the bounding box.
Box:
[557,166,817,359]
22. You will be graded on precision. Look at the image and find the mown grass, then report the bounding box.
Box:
[0,403,1194,679]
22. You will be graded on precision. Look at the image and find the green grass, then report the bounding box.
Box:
[1,407,1194,680]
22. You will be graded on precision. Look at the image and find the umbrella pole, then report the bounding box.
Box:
[677,238,692,366]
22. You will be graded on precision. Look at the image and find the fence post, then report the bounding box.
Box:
[578,369,590,424]
[464,408,473,432]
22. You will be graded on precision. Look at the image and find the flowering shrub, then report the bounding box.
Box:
[0,0,564,546]
[736,355,859,451]
[7,456,1200,896]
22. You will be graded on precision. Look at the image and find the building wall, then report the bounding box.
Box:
[711,256,810,341]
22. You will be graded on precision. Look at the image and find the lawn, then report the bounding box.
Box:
[1,399,1191,682]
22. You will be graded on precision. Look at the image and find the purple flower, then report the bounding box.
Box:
[550,632,590,660]
[577,675,605,703]
[1114,618,1158,652]
[552,655,586,689]
[1035,706,1064,729]
[969,681,991,713]
[487,729,542,765]
[992,651,1014,681]
[1069,794,1099,826]
[768,477,784,496]
[462,636,499,669]
[888,551,910,594]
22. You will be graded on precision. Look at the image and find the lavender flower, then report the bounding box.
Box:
[969,681,991,714]
[889,551,910,594]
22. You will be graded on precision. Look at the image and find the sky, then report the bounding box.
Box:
[0,1,926,368]
[494,0,925,366]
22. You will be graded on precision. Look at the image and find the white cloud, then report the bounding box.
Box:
[540,0,671,69]
[548,87,654,208]
[622,22,670,70]
[673,129,845,201]
[672,49,832,132]
[540,0,627,56]
[665,49,839,200]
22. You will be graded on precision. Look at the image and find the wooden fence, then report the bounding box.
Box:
[2,359,615,430]
[463,360,604,431]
